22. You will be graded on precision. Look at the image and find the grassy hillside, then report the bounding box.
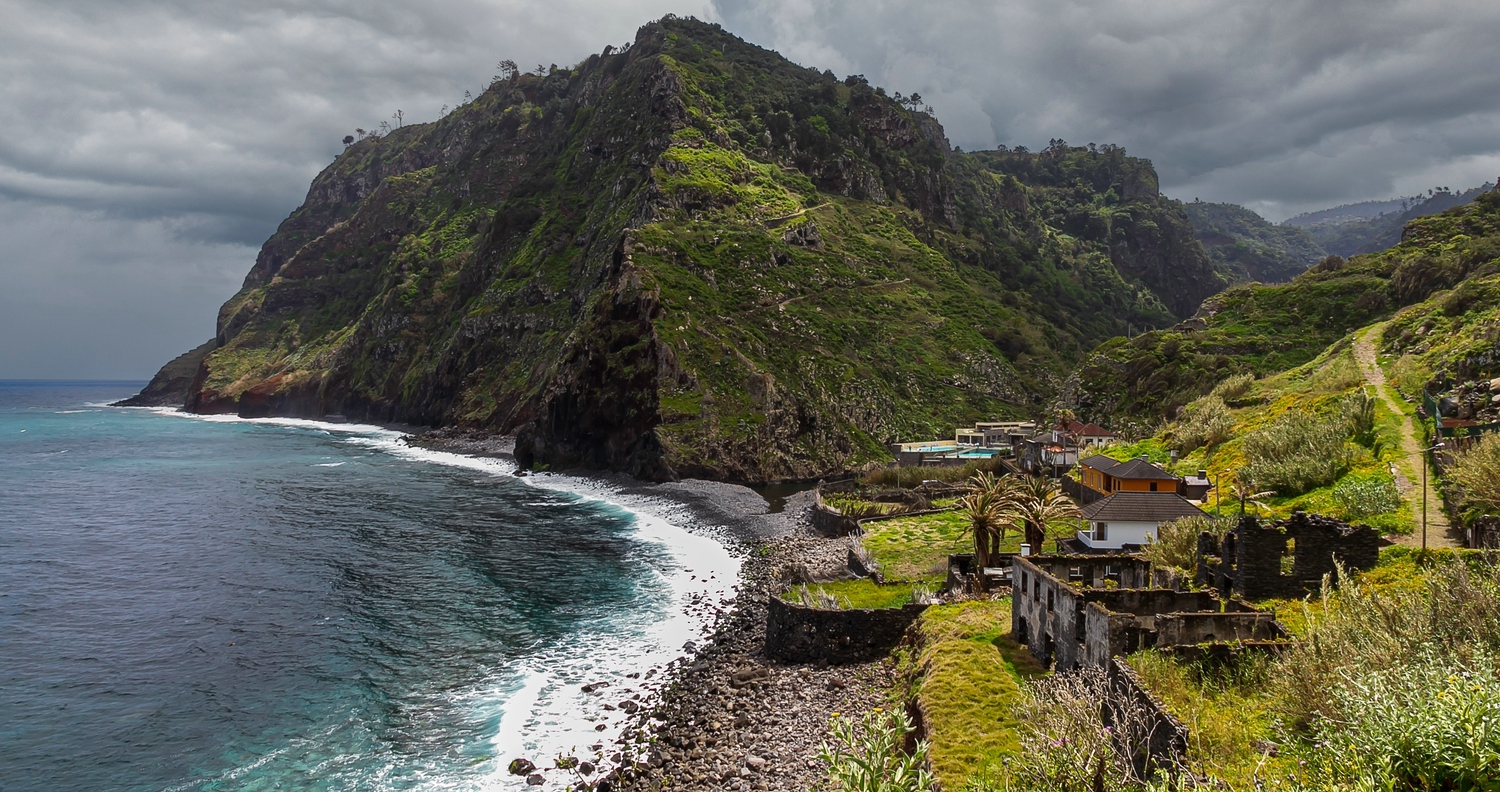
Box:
[1071,187,1500,431]
[143,16,1227,482]
[1183,201,1326,284]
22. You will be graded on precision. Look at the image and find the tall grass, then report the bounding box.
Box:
[993,667,1185,791]
[1277,557,1500,732]
[1448,432,1500,519]
[1241,411,1353,496]
[1389,353,1433,400]
[1210,373,1255,403]
[1172,395,1234,454]
[864,457,1011,488]
[1144,515,1233,574]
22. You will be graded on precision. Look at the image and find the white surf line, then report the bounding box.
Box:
[130,408,741,790]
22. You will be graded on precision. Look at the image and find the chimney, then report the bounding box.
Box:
[1138,454,1149,462]
[1198,469,1208,479]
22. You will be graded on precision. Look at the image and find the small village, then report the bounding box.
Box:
[752,410,1500,789]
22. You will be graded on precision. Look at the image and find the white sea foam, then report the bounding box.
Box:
[130,408,742,790]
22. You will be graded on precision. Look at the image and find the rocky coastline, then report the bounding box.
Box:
[409,430,895,792]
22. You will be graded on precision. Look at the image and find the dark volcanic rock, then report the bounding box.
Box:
[114,339,216,408]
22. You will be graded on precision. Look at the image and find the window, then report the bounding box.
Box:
[1095,522,1107,541]
[1150,481,1158,492]
[1047,590,1054,612]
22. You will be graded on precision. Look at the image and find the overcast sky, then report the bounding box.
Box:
[3,0,1498,379]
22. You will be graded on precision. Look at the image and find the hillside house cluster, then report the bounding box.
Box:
[1059,454,1216,552]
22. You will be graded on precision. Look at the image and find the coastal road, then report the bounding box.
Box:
[1353,325,1459,548]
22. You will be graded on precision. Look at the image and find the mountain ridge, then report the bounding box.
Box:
[128,16,1226,483]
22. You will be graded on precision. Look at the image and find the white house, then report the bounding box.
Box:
[1075,492,1207,551]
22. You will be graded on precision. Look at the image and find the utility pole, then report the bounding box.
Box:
[1422,441,1446,552]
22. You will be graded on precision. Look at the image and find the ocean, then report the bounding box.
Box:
[0,381,738,791]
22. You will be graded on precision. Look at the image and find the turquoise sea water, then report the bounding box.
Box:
[0,382,736,791]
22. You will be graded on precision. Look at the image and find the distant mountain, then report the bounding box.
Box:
[1285,183,1496,258]
[1183,201,1326,283]
[1284,197,1411,228]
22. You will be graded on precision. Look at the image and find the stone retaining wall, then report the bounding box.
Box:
[764,596,928,665]
[1107,658,1189,778]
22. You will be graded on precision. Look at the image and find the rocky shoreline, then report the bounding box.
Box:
[605,529,896,792]
[407,430,895,792]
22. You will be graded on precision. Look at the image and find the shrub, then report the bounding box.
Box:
[1448,432,1500,519]
[1145,514,1233,573]
[1276,557,1500,732]
[1389,354,1433,400]
[1339,388,1379,450]
[1172,394,1234,454]
[1210,372,1254,403]
[1302,650,1500,789]
[1001,667,1161,791]
[1240,411,1353,496]
[1331,473,1401,519]
[817,709,934,792]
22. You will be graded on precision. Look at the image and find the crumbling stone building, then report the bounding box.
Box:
[1012,554,1285,671]
[1197,512,1381,600]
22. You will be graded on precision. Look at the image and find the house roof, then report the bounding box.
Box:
[1063,420,1116,437]
[1106,458,1180,481]
[1081,492,1207,522]
[1079,455,1120,472]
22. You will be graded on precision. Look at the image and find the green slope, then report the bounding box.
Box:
[1183,201,1326,283]
[139,16,1226,482]
[1072,187,1500,430]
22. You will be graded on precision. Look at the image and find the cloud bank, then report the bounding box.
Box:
[2,0,1497,376]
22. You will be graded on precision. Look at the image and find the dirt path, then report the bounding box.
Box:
[1353,326,1458,548]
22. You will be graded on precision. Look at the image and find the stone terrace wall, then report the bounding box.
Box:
[1107,658,1189,778]
[1155,612,1285,645]
[764,596,927,664]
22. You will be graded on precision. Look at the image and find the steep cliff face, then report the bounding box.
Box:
[136,16,1224,482]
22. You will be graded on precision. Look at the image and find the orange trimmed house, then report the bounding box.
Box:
[1078,455,1180,496]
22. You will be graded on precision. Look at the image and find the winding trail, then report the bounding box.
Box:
[1353,325,1458,548]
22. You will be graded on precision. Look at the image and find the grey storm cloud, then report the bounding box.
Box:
[2,0,1498,377]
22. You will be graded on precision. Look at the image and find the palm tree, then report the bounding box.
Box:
[1009,475,1080,553]
[960,471,1014,576]
[1229,470,1276,517]
[961,487,1009,574]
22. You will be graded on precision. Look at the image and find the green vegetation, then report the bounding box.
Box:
[1076,188,1500,429]
[1275,556,1500,788]
[150,16,1240,483]
[860,510,973,581]
[907,599,1045,790]
[1135,340,1412,531]
[782,579,923,610]
[1142,514,1232,577]
[817,709,934,792]
[1183,201,1326,284]
[1128,652,1285,787]
[1294,183,1494,258]
[1448,433,1500,520]
[862,458,1012,487]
